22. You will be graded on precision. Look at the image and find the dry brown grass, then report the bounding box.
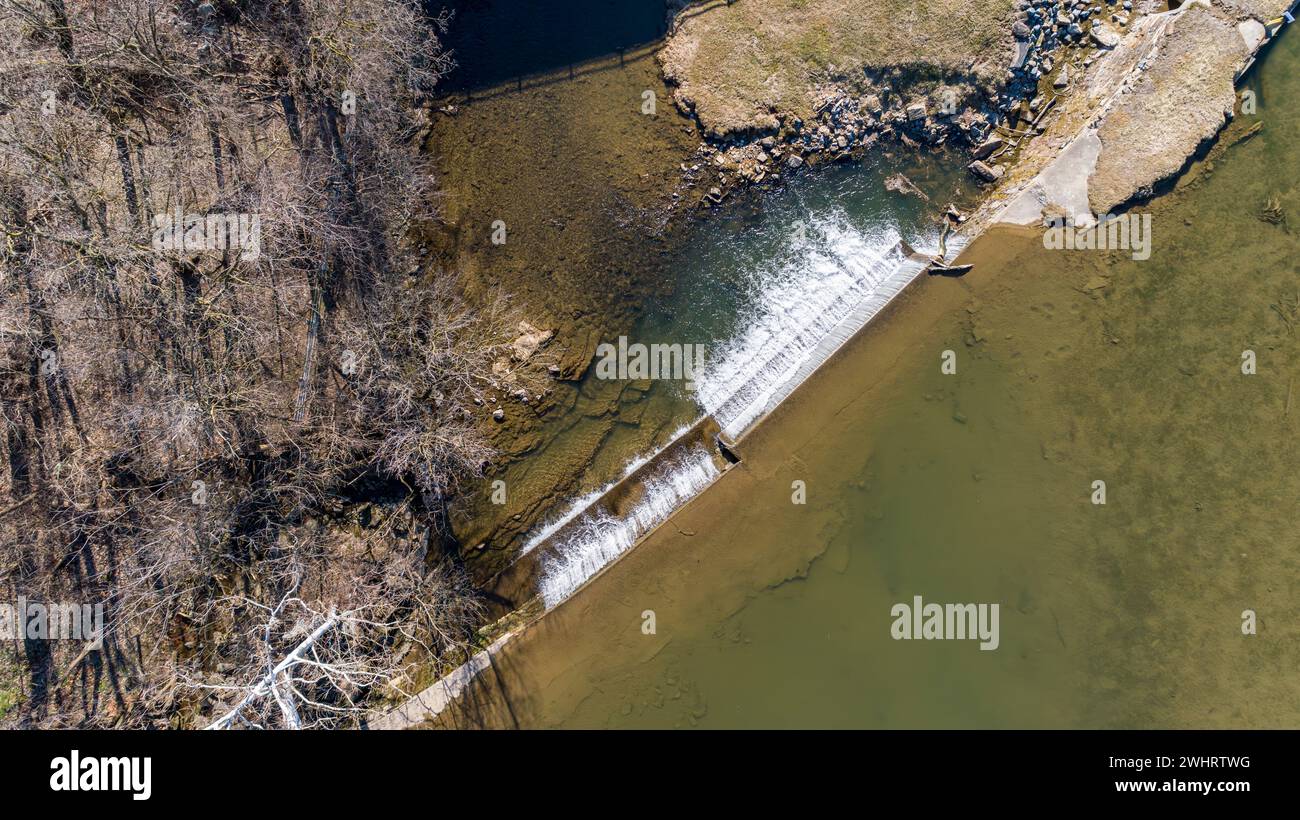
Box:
[659,0,1019,138]
[1224,0,1296,20]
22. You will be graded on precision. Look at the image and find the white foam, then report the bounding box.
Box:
[696,212,950,437]
[536,442,720,608]
[518,423,699,556]
[527,209,964,610]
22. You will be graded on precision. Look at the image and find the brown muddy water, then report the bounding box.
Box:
[432,28,1300,729]
[424,4,709,574]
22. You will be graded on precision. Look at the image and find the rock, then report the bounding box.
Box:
[1090,24,1120,49]
[968,160,1004,182]
[1012,40,1031,70]
[906,102,927,122]
[492,408,505,422]
[1054,65,1070,89]
[972,136,1005,160]
[885,173,929,201]
[784,154,804,169]
[511,321,553,361]
[928,263,974,277]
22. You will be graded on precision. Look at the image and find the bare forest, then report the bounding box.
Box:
[0,0,543,728]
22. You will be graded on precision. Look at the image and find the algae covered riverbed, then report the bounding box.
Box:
[429,28,1300,729]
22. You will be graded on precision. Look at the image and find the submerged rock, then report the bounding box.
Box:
[511,320,554,361]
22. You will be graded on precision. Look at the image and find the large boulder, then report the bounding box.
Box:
[1090,23,1121,49]
[968,160,1004,182]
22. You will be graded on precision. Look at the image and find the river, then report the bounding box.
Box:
[430,21,1300,729]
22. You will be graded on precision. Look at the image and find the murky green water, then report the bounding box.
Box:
[443,30,1300,729]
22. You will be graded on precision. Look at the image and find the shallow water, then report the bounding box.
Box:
[439,29,1300,729]
[511,152,977,610]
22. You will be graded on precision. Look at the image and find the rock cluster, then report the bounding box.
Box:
[966,0,1141,182]
[674,0,1150,206]
[678,83,997,208]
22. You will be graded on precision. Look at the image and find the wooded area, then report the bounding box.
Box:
[0,0,538,728]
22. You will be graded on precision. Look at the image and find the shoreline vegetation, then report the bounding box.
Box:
[380,0,1296,728]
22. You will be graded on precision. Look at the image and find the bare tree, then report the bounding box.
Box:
[0,0,540,728]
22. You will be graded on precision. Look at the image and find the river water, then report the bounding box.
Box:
[437,26,1300,729]
[517,150,979,608]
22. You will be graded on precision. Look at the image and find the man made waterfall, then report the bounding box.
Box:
[513,210,966,613]
[537,440,723,608]
[696,212,966,439]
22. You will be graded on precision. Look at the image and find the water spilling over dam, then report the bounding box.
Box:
[698,213,967,438]
[498,207,963,613]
